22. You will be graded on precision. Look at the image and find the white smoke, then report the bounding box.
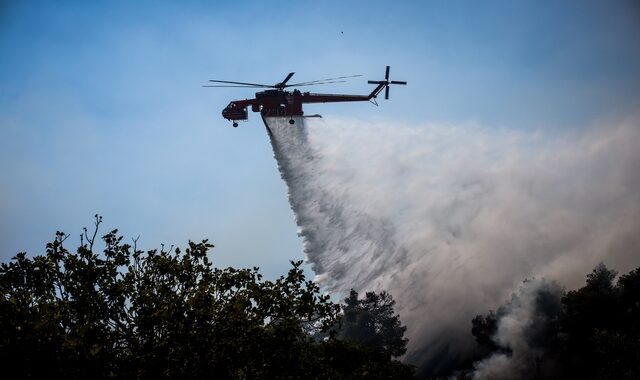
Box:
[472,279,564,380]
[265,115,640,376]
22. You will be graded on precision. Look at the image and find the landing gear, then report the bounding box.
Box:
[232,122,238,128]
[288,118,295,125]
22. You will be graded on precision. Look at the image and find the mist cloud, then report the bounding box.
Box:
[266,115,640,376]
[472,279,564,379]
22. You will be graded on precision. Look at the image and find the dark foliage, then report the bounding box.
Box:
[471,310,499,352]
[0,217,415,379]
[335,289,409,358]
[560,263,640,379]
[470,263,640,379]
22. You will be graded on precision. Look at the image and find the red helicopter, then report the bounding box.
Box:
[204,66,406,128]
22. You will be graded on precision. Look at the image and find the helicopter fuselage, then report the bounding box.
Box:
[211,66,406,126]
[221,87,382,123]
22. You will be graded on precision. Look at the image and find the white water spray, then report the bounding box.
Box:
[265,115,640,376]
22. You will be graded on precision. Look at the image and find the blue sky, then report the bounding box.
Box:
[1,1,639,278]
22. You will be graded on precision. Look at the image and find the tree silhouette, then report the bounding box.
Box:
[469,263,640,379]
[336,289,409,358]
[561,263,640,379]
[0,217,415,379]
[471,310,499,352]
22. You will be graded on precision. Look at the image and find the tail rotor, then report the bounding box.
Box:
[368,66,407,99]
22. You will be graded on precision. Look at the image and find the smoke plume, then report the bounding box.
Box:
[472,279,564,379]
[265,115,640,377]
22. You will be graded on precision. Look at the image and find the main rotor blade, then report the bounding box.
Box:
[202,85,270,88]
[280,72,295,86]
[287,80,347,87]
[208,79,272,87]
[288,74,362,87]
[390,81,407,85]
[385,66,390,80]
[203,80,348,88]
[385,86,390,100]
[368,80,384,84]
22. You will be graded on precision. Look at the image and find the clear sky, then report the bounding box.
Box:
[1,0,639,279]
